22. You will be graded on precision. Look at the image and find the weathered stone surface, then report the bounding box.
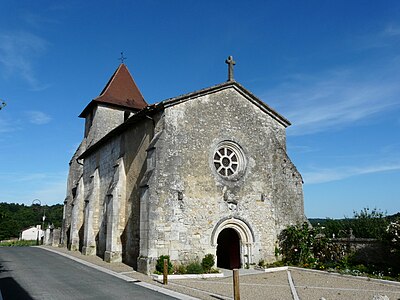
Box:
[44,227,61,247]
[138,87,305,273]
[62,64,306,275]
[85,105,126,148]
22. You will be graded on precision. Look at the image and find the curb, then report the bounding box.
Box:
[152,273,224,281]
[262,266,288,273]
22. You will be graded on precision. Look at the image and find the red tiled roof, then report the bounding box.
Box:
[79,64,147,117]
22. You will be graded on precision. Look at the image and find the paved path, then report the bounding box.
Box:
[168,268,400,300]
[28,246,400,300]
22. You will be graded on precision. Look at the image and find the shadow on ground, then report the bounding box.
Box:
[0,277,34,300]
[0,260,34,300]
[0,260,10,273]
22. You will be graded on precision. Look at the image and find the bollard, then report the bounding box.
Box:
[163,258,168,285]
[233,269,240,300]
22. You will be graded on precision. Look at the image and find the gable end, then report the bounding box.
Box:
[161,81,291,128]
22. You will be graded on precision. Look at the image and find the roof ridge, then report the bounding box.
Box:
[98,64,123,97]
[161,81,290,127]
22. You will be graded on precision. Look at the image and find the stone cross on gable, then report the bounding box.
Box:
[225,56,236,81]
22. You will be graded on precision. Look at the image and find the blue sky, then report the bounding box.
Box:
[0,1,399,218]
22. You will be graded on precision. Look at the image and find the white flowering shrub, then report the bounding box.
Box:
[387,219,400,254]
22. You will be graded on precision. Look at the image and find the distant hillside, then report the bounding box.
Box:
[309,212,400,225]
[308,218,344,225]
[388,212,400,220]
[0,202,63,240]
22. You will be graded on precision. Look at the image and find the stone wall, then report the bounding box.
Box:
[78,115,155,265]
[64,83,305,275]
[85,105,126,148]
[121,117,155,267]
[44,227,61,247]
[81,136,122,257]
[331,238,400,267]
[139,87,305,273]
[62,140,85,249]
[64,102,129,254]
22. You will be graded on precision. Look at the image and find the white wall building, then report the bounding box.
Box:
[20,225,43,241]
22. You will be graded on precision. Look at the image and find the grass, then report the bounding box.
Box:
[0,240,38,247]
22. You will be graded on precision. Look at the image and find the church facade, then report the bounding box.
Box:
[62,58,306,274]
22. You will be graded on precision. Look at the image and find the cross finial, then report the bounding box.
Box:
[118,52,127,64]
[225,55,236,81]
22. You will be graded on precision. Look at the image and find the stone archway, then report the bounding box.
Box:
[211,217,255,269]
[217,228,241,269]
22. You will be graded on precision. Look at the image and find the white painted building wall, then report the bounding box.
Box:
[20,225,43,241]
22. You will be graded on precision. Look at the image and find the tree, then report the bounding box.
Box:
[309,208,390,239]
[0,203,63,240]
[350,207,388,239]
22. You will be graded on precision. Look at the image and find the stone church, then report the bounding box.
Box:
[62,57,306,274]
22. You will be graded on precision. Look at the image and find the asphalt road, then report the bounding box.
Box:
[0,247,177,300]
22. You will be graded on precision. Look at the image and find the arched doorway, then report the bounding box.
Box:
[211,217,255,269]
[217,228,241,269]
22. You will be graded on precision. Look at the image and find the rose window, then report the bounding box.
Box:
[213,141,245,179]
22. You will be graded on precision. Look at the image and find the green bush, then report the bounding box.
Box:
[0,240,37,247]
[201,254,215,273]
[210,267,220,273]
[386,218,400,254]
[279,213,400,280]
[155,255,173,274]
[279,222,315,265]
[258,259,265,267]
[186,261,203,274]
[173,264,187,274]
[266,260,285,268]
[279,222,348,267]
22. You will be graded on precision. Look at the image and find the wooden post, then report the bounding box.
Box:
[233,269,240,300]
[163,258,168,285]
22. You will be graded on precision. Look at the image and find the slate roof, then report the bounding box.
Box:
[79,64,147,118]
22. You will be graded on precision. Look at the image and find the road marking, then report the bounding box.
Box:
[295,285,400,294]
[170,280,289,287]
[287,270,300,300]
